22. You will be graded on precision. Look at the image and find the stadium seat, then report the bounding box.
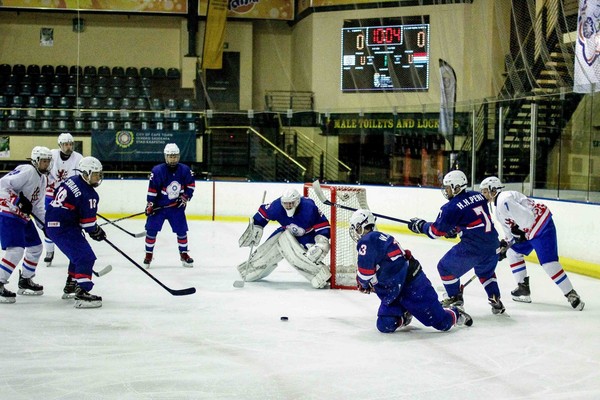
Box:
[97,66,110,77]
[12,64,26,78]
[41,65,54,76]
[95,85,109,98]
[140,67,153,79]
[50,84,64,97]
[70,65,83,77]
[84,65,97,77]
[124,86,139,98]
[19,83,32,96]
[27,64,41,76]
[0,64,12,77]
[55,65,69,75]
[80,85,93,98]
[167,68,180,79]
[109,86,123,99]
[35,83,48,96]
[109,76,123,87]
[125,67,139,77]
[112,66,125,77]
[152,67,166,79]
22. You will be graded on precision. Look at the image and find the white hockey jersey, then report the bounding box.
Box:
[45,149,83,198]
[0,164,47,224]
[494,190,551,241]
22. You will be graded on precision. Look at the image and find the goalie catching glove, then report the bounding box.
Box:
[305,235,330,263]
[238,219,263,247]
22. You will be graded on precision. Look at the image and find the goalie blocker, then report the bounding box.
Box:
[237,230,331,289]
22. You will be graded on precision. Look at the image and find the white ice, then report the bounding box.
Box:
[2,220,599,400]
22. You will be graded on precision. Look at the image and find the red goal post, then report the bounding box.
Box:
[303,183,370,289]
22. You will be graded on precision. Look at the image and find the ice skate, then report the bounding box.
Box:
[62,276,78,299]
[441,293,463,307]
[565,289,584,311]
[489,295,506,315]
[17,271,44,295]
[0,282,16,304]
[44,251,54,267]
[453,306,473,327]
[511,276,531,303]
[401,311,412,328]
[143,252,153,269]
[180,252,194,268]
[74,286,102,309]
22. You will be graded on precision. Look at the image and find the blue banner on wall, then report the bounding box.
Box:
[91,130,196,162]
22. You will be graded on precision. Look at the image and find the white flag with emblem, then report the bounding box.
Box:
[574,0,600,93]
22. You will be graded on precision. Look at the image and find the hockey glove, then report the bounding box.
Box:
[15,192,33,215]
[357,278,375,294]
[89,225,106,241]
[176,194,189,208]
[511,225,527,243]
[444,229,458,239]
[498,239,509,261]
[408,218,426,234]
[145,202,156,216]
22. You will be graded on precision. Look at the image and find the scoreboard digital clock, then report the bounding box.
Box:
[341,16,430,92]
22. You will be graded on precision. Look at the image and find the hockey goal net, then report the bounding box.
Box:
[303,183,370,289]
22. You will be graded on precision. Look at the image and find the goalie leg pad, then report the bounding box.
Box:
[278,230,331,288]
[237,232,283,282]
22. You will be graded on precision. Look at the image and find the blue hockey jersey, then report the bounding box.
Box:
[423,190,499,252]
[45,175,100,234]
[253,197,330,247]
[146,163,195,207]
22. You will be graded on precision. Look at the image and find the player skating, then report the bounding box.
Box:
[237,188,332,288]
[479,176,584,310]
[45,156,106,308]
[143,143,196,268]
[350,209,472,332]
[43,132,83,267]
[408,170,506,315]
[0,146,52,303]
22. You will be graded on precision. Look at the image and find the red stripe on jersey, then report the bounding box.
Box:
[63,202,76,210]
[72,272,92,279]
[387,248,402,258]
[466,218,482,227]
[313,221,330,230]
[258,207,269,219]
[430,225,446,237]
[358,266,375,275]
[147,188,157,194]
[440,274,456,282]
[80,217,97,224]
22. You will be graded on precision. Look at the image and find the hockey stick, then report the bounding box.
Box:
[98,203,177,227]
[97,213,146,238]
[437,274,477,295]
[103,238,196,296]
[311,180,410,225]
[234,190,267,288]
[93,265,112,277]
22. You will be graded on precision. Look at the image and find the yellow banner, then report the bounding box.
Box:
[297,0,397,15]
[0,0,187,13]
[202,0,228,70]
[199,0,293,21]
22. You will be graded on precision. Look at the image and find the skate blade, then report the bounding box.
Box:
[74,299,102,308]
[181,262,194,268]
[573,301,585,311]
[45,262,52,267]
[511,295,532,303]
[17,288,43,296]
[62,293,77,300]
[0,296,16,304]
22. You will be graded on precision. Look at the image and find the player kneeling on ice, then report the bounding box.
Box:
[46,156,106,308]
[237,188,332,288]
[350,209,473,333]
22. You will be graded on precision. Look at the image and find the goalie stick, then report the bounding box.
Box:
[103,238,196,296]
[311,180,410,225]
[97,213,145,238]
[234,190,267,288]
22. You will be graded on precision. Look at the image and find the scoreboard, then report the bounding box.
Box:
[341,17,430,92]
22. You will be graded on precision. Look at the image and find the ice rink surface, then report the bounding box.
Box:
[2,219,599,400]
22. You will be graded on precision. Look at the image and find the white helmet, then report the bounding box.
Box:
[30,146,53,173]
[164,143,180,167]
[78,156,103,187]
[58,132,74,145]
[281,188,301,217]
[442,170,468,199]
[349,209,376,242]
[479,176,504,200]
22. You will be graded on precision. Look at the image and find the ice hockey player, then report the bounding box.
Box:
[408,170,506,315]
[237,188,332,288]
[143,143,196,269]
[479,176,584,310]
[0,146,52,303]
[43,132,83,267]
[350,209,472,333]
[45,156,106,308]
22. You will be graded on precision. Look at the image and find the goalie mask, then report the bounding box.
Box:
[58,132,74,155]
[30,146,53,174]
[479,176,504,202]
[442,170,468,200]
[349,209,376,242]
[78,156,103,187]
[164,143,180,168]
[281,189,301,217]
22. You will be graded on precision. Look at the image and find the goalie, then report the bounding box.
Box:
[237,189,332,288]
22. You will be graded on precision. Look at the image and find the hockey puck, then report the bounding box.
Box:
[280,316,288,321]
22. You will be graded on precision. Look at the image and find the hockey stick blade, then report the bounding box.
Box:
[93,265,112,277]
[104,238,196,296]
[311,180,411,225]
[98,203,178,227]
[97,213,145,238]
